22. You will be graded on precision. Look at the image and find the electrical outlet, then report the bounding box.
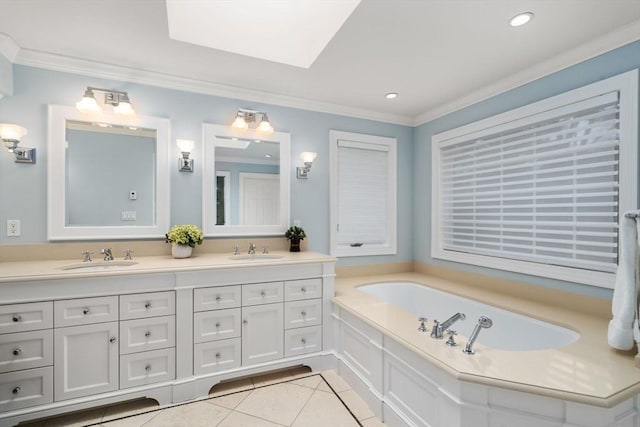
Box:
[7,220,20,237]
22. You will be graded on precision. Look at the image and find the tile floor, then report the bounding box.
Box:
[20,368,385,427]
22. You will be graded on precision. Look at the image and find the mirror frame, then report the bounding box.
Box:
[47,105,170,240]
[202,123,291,236]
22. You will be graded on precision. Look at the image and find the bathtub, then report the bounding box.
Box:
[359,281,580,351]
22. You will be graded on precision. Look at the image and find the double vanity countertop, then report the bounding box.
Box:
[0,251,337,284]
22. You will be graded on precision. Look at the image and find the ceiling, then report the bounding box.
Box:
[0,0,639,126]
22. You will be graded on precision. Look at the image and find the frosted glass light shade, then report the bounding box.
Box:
[257,118,274,134]
[176,139,195,152]
[114,101,135,116]
[232,115,249,130]
[75,91,101,113]
[0,123,27,141]
[300,151,317,163]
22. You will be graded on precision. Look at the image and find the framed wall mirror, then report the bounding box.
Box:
[202,123,290,236]
[47,105,170,240]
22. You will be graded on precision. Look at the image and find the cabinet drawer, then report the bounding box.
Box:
[0,330,53,374]
[284,299,322,329]
[120,291,175,320]
[0,302,53,334]
[285,278,322,301]
[285,326,322,357]
[120,315,175,355]
[120,348,175,389]
[194,285,241,312]
[0,366,53,412]
[242,282,284,306]
[54,296,118,327]
[194,308,241,344]
[194,338,241,375]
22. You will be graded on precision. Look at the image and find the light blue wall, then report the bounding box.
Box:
[414,40,640,299]
[0,53,12,96]
[0,65,415,267]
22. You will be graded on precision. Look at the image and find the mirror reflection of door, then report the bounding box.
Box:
[239,173,280,225]
[216,171,230,225]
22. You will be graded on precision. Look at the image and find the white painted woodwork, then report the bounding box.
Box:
[119,348,175,389]
[193,308,241,344]
[242,282,284,306]
[194,338,241,375]
[119,316,175,355]
[284,278,322,301]
[0,302,53,334]
[119,291,175,320]
[241,303,283,365]
[54,296,118,327]
[284,299,322,329]
[239,172,280,226]
[0,367,53,412]
[284,326,322,357]
[54,322,119,401]
[193,285,242,312]
[0,330,53,374]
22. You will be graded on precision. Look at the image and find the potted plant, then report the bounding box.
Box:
[285,225,306,252]
[165,224,204,258]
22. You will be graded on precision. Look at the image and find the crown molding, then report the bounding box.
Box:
[13,48,414,126]
[0,33,20,62]
[413,20,640,126]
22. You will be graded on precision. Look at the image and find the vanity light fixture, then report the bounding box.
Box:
[297,151,317,179]
[231,108,274,134]
[76,87,136,116]
[0,123,36,164]
[509,12,534,27]
[177,139,195,172]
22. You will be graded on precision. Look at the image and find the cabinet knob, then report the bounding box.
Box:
[83,308,90,315]
[109,336,117,343]
[215,295,221,302]
[215,352,221,359]
[243,319,248,325]
[301,287,307,293]
[12,348,22,356]
[145,302,152,309]
[12,386,20,395]
[215,322,221,328]
[260,291,266,297]
[301,338,307,344]
[145,364,152,372]
[145,331,151,338]
[301,311,307,317]
[12,315,21,322]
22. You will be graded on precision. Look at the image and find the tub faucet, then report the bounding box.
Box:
[248,243,256,255]
[100,248,114,261]
[431,312,466,339]
[463,316,493,355]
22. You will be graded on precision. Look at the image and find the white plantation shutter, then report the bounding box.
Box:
[438,92,620,273]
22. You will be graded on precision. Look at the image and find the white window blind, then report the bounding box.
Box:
[438,91,620,274]
[337,140,389,245]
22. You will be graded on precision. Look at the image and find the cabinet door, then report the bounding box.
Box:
[241,303,283,366]
[54,322,118,401]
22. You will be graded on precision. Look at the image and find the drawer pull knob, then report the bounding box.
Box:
[301,338,307,344]
[243,319,248,325]
[12,315,21,322]
[145,302,152,309]
[215,322,221,328]
[215,352,221,359]
[109,336,117,343]
[301,311,307,317]
[301,287,307,293]
[260,291,266,297]
[12,348,22,356]
[145,364,152,372]
[145,331,151,338]
[83,308,90,315]
[215,295,221,302]
[12,386,20,395]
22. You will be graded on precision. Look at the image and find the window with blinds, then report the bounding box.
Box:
[431,70,637,288]
[330,130,397,257]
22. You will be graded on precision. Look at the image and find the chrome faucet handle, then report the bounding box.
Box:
[445,330,457,347]
[418,317,428,332]
[248,243,256,255]
[430,320,443,339]
[122,249,134,260]
[263,244,269,254]
[81,250,93,262]
[234,244,240,255]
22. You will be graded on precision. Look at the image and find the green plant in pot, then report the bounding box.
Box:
[165,224,204,258]
[285,225,306,252]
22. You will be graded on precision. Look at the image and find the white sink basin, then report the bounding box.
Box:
[228,254,284,261]
[60,261,138,271]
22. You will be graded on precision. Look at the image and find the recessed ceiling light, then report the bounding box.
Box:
[509,12,534,27]
[385,92,398,99]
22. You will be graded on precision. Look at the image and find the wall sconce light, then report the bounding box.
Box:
[231,108,274,134]
[76,87,136,116]
[0,123,35,164]
[177,139,195,172]
[297,151,317,179]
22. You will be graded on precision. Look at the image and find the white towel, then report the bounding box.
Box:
[608,212,640,350]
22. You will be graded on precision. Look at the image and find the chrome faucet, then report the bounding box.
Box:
[431,312,466,339]
[100,248,114,261]
[122,249,134,260]
[248,243,256,255]
[463,316,493,355]
[81,250,93,262]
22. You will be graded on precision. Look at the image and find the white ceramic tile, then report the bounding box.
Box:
[235,382,314,425]
[339,389,375,420]
[321,370,351,393]
[43,408,106,427]
[101,399,158,422]
[217,411,286,427]
[316,380,332,393]
[291,390,360,427]
[209,377,255,397]
[142,401,229,427]
[208,389,252,410]
[290,375,322,389]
